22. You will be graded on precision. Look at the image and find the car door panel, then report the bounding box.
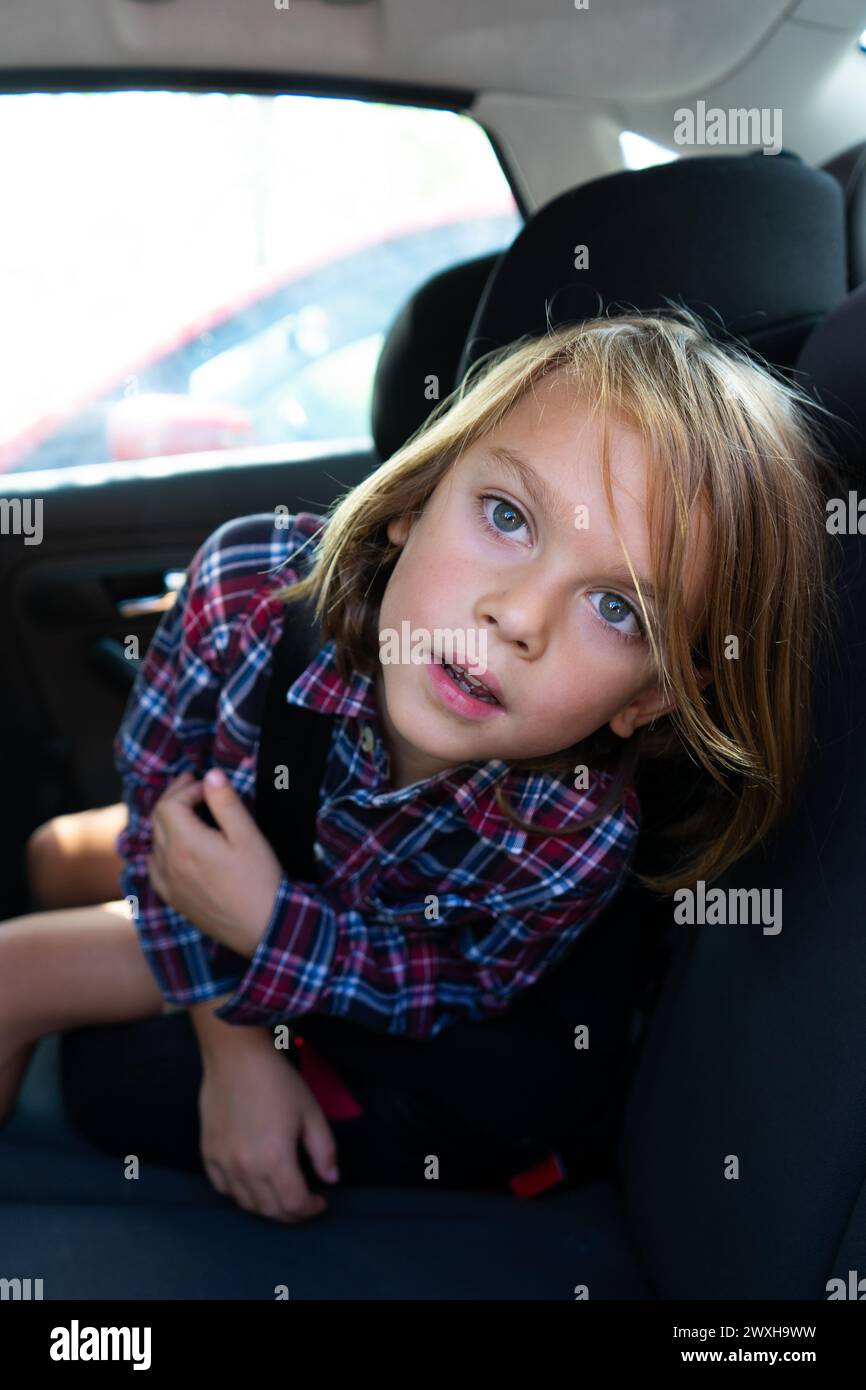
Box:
[0,449,374,857]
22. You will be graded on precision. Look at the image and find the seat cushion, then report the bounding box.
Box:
[1,1038,654,1300]
[0,1152,653,1300]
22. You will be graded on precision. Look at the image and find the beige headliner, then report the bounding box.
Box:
[1,0,865,207]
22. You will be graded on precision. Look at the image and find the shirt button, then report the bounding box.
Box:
[359,723,376,754]
[313,842,324,861]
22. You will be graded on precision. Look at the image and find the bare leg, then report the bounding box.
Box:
[0,901,164,1124]
[25,803,127,912]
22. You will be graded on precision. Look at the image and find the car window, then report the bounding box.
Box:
[0,90,521,476]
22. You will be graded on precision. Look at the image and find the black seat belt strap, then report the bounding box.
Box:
[254,596,335,882]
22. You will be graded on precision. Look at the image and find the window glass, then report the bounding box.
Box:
[0,91,521,475]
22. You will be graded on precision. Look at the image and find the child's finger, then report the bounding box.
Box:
[301,1105,341,1185]
[201,770,256,844]
[159,770,199,801]
[152,775,192,813]
[160,779,207,811]
[267,1158,327,1223]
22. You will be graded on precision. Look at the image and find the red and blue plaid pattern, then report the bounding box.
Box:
[114,512,641,1039]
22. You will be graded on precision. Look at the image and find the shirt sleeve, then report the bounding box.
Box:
[211,838,638,1039]
[113,520,265,1005]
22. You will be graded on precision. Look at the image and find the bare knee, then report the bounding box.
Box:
[24,806,126,912]
[25,817,58,906]
[25,819,66,911]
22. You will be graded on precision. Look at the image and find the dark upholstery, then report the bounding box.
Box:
[457,151,847,381]
[0,1107,653,1300]
[619,508,866,1298]
[443,150,865,1299]
[370,252,498,462]
[617,285,866,1299]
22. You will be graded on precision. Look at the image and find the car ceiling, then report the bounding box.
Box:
[1,0,865,208]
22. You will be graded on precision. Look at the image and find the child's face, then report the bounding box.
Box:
[375,370,710,792]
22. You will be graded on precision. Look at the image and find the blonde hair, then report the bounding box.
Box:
[276,308,846,897]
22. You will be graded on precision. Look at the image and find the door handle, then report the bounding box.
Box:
[115,570,186,619]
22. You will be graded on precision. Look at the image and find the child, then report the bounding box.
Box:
[4,308,840,1224]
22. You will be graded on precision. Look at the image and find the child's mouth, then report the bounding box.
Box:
[423,654,506,721]
[441,662,501,705]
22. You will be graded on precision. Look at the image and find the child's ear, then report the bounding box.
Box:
[609,664,713,738]
[387,514,413,547]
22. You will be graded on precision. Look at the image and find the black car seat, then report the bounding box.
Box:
[370,251,499,462]
[450,149,862,1299]
[619,282,866,1298]
[470,150,863,1298]
[454,146,847,950]
[458,150,845,380]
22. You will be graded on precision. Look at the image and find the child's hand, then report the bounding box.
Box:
[146,769,283,957]
[199,1035,340,1223]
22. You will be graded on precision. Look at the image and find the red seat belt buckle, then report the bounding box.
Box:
[293,1034,364,1121]
[508,1149,567,1199]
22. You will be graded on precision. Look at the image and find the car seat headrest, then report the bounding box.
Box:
[456,152,847,382]
[371,252,499,462]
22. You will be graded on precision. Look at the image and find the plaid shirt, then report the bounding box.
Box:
[114,511,641,1039]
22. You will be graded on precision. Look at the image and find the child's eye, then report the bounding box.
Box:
[476,493,646,644]
[475,493,530,540]
[587,590,645,642]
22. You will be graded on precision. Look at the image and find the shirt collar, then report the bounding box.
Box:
[286,637,379,722]
[285,638,638,854]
